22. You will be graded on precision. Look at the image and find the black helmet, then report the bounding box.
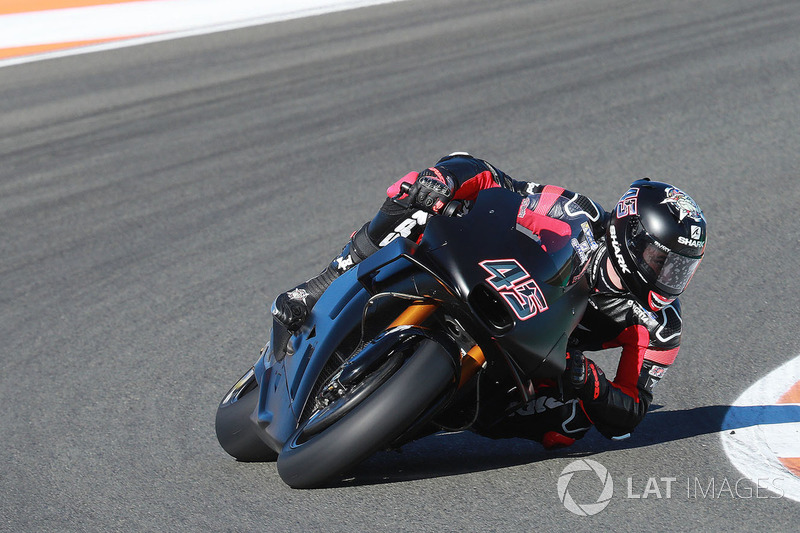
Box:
[607,179,706,311]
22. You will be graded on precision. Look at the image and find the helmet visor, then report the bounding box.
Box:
[629,225,701,294]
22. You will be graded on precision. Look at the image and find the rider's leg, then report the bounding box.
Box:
[271,221,378,331]
[271,178,429,332]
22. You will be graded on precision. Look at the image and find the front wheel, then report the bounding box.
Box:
[215,368,279,462]
[277,338,456,488]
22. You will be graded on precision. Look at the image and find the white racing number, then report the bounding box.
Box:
[378,210,430,247]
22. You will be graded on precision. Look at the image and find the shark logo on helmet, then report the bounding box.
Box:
[661,187,704,222]
[608,226,631,274]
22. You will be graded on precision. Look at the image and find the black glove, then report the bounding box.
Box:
[566,350,605,402]
[409,174,454,214]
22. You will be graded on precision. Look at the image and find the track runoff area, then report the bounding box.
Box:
[4,0,798,501]
[0,0,402,67]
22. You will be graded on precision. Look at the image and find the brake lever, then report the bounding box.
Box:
[390,181,417,209]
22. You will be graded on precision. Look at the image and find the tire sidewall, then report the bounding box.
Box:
[277,339,455,488]
[215,370,279,462]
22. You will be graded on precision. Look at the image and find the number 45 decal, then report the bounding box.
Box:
[479,259,549,321]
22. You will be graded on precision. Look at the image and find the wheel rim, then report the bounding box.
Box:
[295,352,405,444]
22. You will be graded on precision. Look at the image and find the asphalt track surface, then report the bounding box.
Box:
[2,0,799,531]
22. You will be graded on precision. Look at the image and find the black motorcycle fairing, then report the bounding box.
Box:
[414,188,591,377]
[219,188,598,481]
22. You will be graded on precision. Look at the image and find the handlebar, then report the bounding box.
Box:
[395,180,464,216]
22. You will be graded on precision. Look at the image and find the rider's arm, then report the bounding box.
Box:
[579,348,673,439]
[377,152,608,247]
[429,153,609,236]
[575,306,681,439]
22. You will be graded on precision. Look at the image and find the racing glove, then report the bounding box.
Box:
[408,173,455,214]
[567,350,606,402]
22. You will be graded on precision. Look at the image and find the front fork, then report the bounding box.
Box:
[387,302,486,389]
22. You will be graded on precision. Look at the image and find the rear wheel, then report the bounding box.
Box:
[215,368,279,462]
[277,338,455,488]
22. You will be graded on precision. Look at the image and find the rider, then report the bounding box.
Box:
[272,153,707,449]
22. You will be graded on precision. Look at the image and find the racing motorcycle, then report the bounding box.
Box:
[215,186,598,488]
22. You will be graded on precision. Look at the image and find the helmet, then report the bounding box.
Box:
[606,179,706,311]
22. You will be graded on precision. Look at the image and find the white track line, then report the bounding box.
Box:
[721,355,800,501]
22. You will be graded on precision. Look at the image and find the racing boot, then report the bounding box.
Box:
[272,222,379,332]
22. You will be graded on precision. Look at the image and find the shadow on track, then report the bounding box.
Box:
[617,403,800,448]
[325,403,800,488]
